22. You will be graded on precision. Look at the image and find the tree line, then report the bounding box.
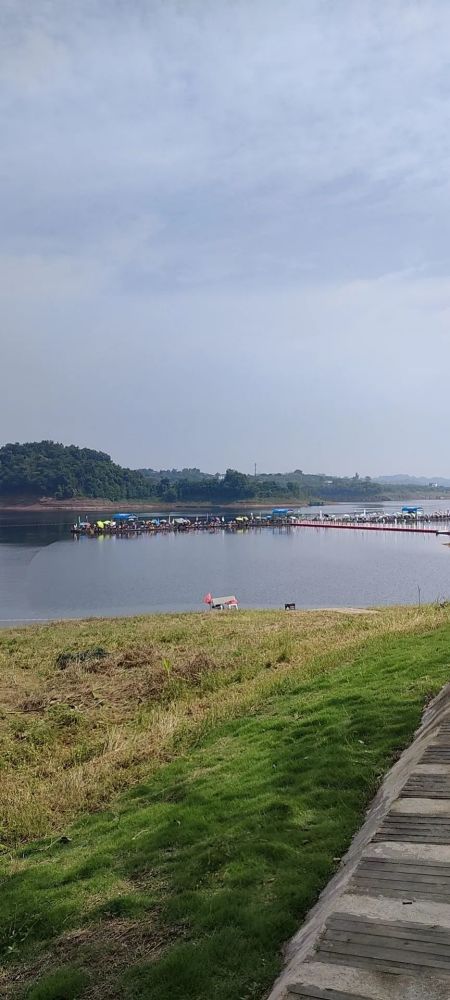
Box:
[0,441,388,503]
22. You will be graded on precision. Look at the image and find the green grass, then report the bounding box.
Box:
[25,967,88,1000]
[1,608,450,998]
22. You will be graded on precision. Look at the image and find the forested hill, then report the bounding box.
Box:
[0,441,444,504]
[0,441,154,502]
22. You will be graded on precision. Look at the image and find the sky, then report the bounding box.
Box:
[2,0,450,476]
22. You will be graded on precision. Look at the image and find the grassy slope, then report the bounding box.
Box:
[1,607,450,999]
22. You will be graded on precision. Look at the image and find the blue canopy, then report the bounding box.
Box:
[113,512,137,520]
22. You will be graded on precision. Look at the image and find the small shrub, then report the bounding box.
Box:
[55,648,108,670]
[26,965,88,1000]
[162,658,172,678]
[47,705,83,730]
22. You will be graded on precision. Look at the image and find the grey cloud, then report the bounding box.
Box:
[2,1,450,473]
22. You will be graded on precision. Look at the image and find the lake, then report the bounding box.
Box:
[1,501,450,624]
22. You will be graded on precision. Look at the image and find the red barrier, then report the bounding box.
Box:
[292,521,447,535]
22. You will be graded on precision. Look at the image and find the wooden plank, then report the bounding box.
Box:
[401,790,450,799]
[374,816,450,833]
[287,987,371,1000]
[352,882,450,898]
[353,877,450,891]
[360,855,450,865]
[355,870,450,885]
[368,889,450,903]
[385,815,450,823]
[384,811,450,819]
[324,929,450,961]
[350,882,450,900]
[354,869,450,885]
[351,888,450,902]
[383,813,450,827]
[325,926,450,955]
[400,775,450,797]
[387,813,450,820]
[326,914,450,942]
[375,825,450,833]
[357,860,450,876]
[353,869,450,893]
[362,853,450,865]
[376,824,450,832]
[375,824,450,832]
[407,772,450,777]
[318,940,450,973]
[358,857,450,866]
[403,774,450,782]
[350,883,450,903]
[402,782,450,790]
[373,813,450,842]
[317,951,445,976]
[374,833,450,843]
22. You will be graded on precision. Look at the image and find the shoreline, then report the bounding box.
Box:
[0,497,313,512]
[0,606,380,629]
[0,493,447,512]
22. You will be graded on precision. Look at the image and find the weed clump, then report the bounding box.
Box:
[55,648,108,670]
[26,965,88,999]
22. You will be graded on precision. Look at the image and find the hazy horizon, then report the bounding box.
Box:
[2,2,450,476]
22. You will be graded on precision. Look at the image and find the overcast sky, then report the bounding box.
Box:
[2,1,450,476]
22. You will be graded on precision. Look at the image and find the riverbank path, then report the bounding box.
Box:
[268,685,450,1000]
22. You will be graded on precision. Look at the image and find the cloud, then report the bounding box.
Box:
[2,1,450,279]
[1,1,450,471]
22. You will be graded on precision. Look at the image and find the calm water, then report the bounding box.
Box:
[1,502,450,624]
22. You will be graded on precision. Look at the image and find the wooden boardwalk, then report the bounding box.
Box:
[267,687,450,1000]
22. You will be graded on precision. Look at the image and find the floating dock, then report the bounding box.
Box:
[70,509,450,538]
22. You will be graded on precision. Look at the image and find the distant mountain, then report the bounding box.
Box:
[377,474,450,487]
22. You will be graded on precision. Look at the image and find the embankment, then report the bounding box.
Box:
[1,606,450,999]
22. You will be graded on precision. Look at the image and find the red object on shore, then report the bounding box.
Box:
[203,592,212,604]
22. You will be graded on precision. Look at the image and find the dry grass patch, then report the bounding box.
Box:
[0,913,186,1000]
[1,606,450,844]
